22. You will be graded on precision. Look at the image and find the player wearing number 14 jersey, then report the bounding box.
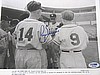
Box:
[53,10,89,68]
[14,1,51,69]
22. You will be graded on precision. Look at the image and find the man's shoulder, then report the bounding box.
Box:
[0,28,7,35]
[0,28,8,41]
[76,26,85,30]
[37,20,45,25]
[23,18,45,25]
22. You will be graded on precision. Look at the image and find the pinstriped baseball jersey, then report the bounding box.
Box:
[53,24,89,51]
[14,18,51,50]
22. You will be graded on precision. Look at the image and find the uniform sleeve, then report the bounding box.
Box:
[13,24,18,36]
[79,26,89,43]
[79,26,89,49]
[13,22,21,40]
[38,23,52,44]
[53,30,61,46]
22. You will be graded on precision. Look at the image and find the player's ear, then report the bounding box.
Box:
[36,9,41,14]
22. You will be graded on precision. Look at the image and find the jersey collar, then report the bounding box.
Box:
[61,24,77,28]
[24,18,39,22]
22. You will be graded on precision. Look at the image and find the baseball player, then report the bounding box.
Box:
[0,21,8,68]
[14,1,52,69]
[53,10,89,68]
[45,13,61,68]
[49,14,58,37]
[1,19,16,69]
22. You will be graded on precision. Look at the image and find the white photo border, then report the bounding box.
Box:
[96,0,100,62]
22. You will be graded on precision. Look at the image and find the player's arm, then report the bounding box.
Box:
[79,26,89,44]
[51,30,61,55]
[40,24,52,43]
[12,28,17,45]
[79,26,89,49]
[38,23,52,49]
[52,29,61,46]
[12,22,21,44]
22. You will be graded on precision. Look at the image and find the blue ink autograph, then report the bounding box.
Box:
[39,25,59,42]
[40,25,59,36]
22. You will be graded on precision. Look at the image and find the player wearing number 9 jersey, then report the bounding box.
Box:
[53,10,89,68]
[14,1,52,69]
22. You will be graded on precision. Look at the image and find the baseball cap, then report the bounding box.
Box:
[50,14,56,18]
[61,10,74,21]
[27,0,44,12]
[50,14,56,21]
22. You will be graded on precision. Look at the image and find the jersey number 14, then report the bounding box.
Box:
[19,28,33,41]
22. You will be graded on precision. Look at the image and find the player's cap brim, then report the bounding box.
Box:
[40,7,45,11]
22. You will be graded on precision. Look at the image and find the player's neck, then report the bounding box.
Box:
[29,14,39,20]
[63,20,74,25]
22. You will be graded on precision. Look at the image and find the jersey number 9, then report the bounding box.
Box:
[70,33,80,46]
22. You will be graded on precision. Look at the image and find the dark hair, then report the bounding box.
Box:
[27,1,42,12]
[61,10,74,21]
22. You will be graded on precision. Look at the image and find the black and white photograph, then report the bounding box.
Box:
[0,0,100,69]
